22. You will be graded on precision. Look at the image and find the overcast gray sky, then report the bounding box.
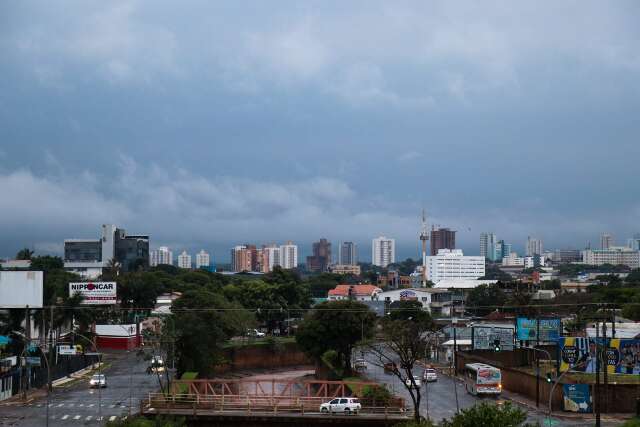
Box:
[1,1,639,262]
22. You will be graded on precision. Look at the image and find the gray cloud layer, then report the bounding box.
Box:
[1,1,639,260]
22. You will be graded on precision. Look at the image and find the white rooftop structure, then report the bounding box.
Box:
[586,322,640,339]
[433,279,498,289]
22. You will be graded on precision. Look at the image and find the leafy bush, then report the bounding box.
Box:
[440,402,528,427]
[106,416,185,427]
[361,385,392,405]
[621,418,640,427]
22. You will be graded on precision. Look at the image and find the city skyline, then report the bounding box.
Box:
[1,2,640,262]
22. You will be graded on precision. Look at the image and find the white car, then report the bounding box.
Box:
[89,374,106,388]
[423,368,437,382]
[320,397,361,415]
[405,375,422,388]
[247,329,266,338]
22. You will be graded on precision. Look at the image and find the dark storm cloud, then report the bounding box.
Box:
[1,1,639,260]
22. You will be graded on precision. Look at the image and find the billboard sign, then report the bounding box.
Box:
[23,357,41,367]
[473,326,514,351]
[0,271,43,308]
[563,384,592,413]
[58,345,80,356]
[399,290,417,301]
[516,317,561,341]
[558,337,640,374]
[69,282,117,305]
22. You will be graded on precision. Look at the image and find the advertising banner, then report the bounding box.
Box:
[399,290,418,301]
[516,317,561,341]
[473,326,514,351]
[69,282,117,305]
[563,384,592,413]
[558,337,640,374]
[57,345,80,356]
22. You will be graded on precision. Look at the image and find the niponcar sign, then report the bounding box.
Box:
[69,282,117,305]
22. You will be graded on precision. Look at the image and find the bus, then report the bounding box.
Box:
[463,363,502,396]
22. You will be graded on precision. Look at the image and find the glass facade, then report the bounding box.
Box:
[64,241,102,262]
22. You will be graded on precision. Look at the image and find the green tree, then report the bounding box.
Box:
[622,300,640,321]
[369,301,434,422]
[466,285,507,316]
[625,269,640,285]
[296,300,375,375]
[440,401,528,427]
[118,272,162,309]
[15,248,34,260]
[30,256,64,272]
[172,289,252,377]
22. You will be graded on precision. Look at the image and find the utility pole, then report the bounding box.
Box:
[535,312,540,408]
[419,209,429,288]
[48,305,54,392]
[595,318,601,427]
[602,319,608,414]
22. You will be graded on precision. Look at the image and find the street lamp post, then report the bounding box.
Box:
[14,332,51,427]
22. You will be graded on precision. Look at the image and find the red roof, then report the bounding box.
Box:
[328,284,381,297]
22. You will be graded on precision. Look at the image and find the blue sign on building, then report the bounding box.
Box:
[563,384,592,413]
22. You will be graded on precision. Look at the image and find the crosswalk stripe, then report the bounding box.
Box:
[68,403,75,407]
[61,415,69,420]
[87,403,94,407]
[73,415,81,420]
[79,403,84,407]
[109,416,117,421]
[57,403,64,407]
[109,404,116,408]
[85,415,93,421]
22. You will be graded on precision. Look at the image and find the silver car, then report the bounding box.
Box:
[89,374,107,388]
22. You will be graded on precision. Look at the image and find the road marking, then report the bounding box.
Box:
[87,403,95,407]
[78,403,84,407]
[57,403,64,407]
[68,403,75,407]
[109,416,117,421]
[61,415,69,420]
[109,404,116,408]
[73,415,81,420]
[85,415,93,421]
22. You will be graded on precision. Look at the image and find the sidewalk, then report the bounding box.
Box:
[418,358,632,423]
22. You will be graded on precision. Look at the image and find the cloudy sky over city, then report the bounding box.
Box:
[1,1,639,261]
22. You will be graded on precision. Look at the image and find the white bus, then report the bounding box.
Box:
[463,363,502,396]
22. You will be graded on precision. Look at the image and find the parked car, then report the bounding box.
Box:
[423,368,437,382]
[405,375,422,388]
[354,358,367,370]
[383,362,397,373]
[89,374,107,388]
[246,329,266,338]
[320,397,361,415]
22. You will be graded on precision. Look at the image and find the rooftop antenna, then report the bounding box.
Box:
[419,209,429,288]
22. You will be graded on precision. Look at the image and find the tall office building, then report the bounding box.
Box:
[601,233,614,250]
[430,227,456,256]
[306,238,331,272]
[150,246,173,267]
[628,234,640,251]
[424,249,485,283]
[64,224,149,277]
[372,236,395,268]
[195,250,210,269]
[480,233,497,260]
[526,237,543,256]
[177,251,192,269]
[496,240,512,260]
[280,241,298,269]
[339,242,358,266]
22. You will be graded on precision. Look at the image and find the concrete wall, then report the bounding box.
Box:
[217,342,312,372]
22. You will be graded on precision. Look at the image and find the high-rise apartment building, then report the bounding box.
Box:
[195,250,210,269]
[526,237,543,256]
[177,251,192,269]
[306,238,331,272]
[339,241,358,266]
[480,233,497,260]
[424,249,485,283]
[230,245,252,272]
[280,241,298,269]
[262,245,281,272]
[64,224,149,277]
[601,233,614,250]
[628,234,640,251]
[372,236,395,268]
[582,247,640,269]
[150,246,173,267]
[430,227,456,256]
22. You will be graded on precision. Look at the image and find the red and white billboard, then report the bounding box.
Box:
[69,282,117,305]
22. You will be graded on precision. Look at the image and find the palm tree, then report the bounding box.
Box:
[15,248,34,260]
[102,258,121,281]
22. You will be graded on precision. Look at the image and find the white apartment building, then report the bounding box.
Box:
[372,236,395,268]
[526,237,543,256]
[582,247,640,269]
[263,245,281,272]
[501,253,536,269]
[177,251,192,269]
[424,249,485,283]
[279,241,298,269]
[195,250,210,269]
[150,246,173,267]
